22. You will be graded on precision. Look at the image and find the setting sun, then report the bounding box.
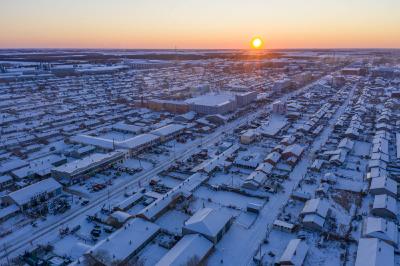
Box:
[251,37,263,49]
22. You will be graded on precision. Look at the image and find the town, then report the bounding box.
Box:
[0,49,400,266]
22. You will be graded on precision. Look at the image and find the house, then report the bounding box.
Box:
[329,149,348,166]
[265,151,281,166]
[363,217,398,247]
[273,219,295,233]
[371,150,389,163]
[85,218,160,266]
[300,198,330,231]
[371,194,397,219]
[242,171,267,190]
[155,234,213,266]
[137,191,182,222]
[256,162,274,175]
[182,207,233,244]
[240,129,257,144]
[355,238,394,266]
[234,153,263,169]
[366,168,388,181]
[107,211,132,228]
[4,178,62,211]
[310,159,325,172]
[278,239,308,266]
[282,144,304,160]
[338,138,354,151]
[369,177,397,198]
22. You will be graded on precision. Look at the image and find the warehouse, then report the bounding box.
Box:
[117,134,160,156]
[150,123,186,142]
[4,178,62,211]
[52,151,124,180]
[85,218,160,265]
[185,93,237,115]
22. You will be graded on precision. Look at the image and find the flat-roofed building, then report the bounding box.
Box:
[52,151,124,180]
[85,218,160,266]
[4,178,62,211]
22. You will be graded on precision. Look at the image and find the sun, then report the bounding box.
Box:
[251,37,263,49]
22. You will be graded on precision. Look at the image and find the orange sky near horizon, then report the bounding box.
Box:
[1,0,400,49]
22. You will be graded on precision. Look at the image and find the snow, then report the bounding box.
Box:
[155,234,213,266]
[85,218,160,264]
[183,207,232,240]
[279,238,308,266]
[8,178,62,206]
[355,238,394,266]
[52,151,123,176]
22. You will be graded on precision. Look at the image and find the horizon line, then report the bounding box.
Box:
[1,47,400,51]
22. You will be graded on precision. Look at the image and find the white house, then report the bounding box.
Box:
[279,238,308,266]
[355,238,394,266]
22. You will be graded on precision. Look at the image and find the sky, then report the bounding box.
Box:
[1,0,400,49]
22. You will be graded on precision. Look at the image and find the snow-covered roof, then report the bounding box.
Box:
[70,134,115,150]
[117,133,160,150]
[150,123,186,137]
[370,177,397,196]
[282,144,304,158]
[112,122,142,134]
[245,171,267,185]
[279,239,309,266]
[0,204,19,220]
[192,144,239,173]
[138,190,182,221]
[114,192,143,211]
[0,175,12,183]
[372,194,397,215]
[302,213,326,228]
[355,238,394,266]
[0,159,28,175]
[255,162,274,175]
[338,138,354,150]
[363,217,398,246]
[368,167,388,180]
[258,116,288,137]
[86,218,160,264]
[265,151,281,164]
[185,92,235,107]
[8,178,62,206]
[371,152,389,163]
[155,234,213,266]
[109,211,131,223]
[301,198,330,218]
[52,151,123,176]
[184,208,232,238]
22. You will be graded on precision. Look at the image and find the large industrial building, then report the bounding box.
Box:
[185,91,257,115]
